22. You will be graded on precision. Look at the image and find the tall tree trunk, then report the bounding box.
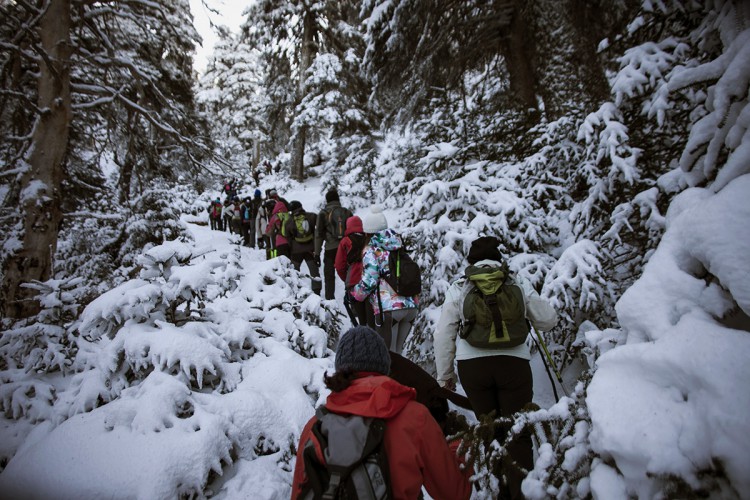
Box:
[119,119,136,204]
[502,2,539,115]
[569,0,610,105]
[1,0,71,319]
[290,10,315,181]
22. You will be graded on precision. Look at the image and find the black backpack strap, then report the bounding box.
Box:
[376,282,384,327]
[484,293,504,334]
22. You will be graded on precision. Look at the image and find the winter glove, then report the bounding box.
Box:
[439,378,456,392]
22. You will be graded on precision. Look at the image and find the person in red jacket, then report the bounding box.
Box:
[334,216,375,328]
[291,326,472,500]
[266,200,291,259]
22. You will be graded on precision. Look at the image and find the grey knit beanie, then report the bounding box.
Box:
[335,326,391,375]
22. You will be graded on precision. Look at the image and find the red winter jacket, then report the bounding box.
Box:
[334,216,364,288]
[291,375,472,500]
[266,200,289,247]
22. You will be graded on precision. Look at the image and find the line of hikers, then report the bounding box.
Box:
[263,188,421,354]
[210,184,559,498]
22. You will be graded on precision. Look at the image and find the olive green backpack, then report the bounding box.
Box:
[460,263,529,348]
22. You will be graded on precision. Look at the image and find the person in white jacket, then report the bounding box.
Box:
[433,235,557,500]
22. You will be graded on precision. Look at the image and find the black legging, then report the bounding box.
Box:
[457,355,533,500]
[323,248,338,300]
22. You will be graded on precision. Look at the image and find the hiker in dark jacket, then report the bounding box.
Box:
[285,200,322,295]
[334,215,374,328]
[351,205,419,354]
[251,190,266,250]
[291,326,472,500]
[315,188,352,300]
[239,197,254,247]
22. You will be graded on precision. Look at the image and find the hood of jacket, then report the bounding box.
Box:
[345,215,363,236]
[368,228,402,252]
[325,374,416,419]
[272,200,288,216]
[325,200,342,211]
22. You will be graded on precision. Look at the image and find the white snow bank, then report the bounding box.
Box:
[587,174,750,499]
[0,371,235,499]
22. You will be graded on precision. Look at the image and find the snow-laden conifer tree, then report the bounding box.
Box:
[0,228,346,497]
[196,25,269,173]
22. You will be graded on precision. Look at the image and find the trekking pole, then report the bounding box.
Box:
[530,326,569,399]
[532,333,560,402]
[343,293,359,326]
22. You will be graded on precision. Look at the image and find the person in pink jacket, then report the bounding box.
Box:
[291,326,472,500]
[266,200,290,259]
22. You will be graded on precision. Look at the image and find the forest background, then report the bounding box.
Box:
[1,0,749,498]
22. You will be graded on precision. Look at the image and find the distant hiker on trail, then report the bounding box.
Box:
[228,196,243,236]
[334,215,374,328]
[350,205,420,354]
[208,197,223,231]
[221,198,234,234]
[222,178,237,199]
[433,235,558,500]
[267,188,289,208]
[291,326,472,500]
[258,197,275,257]
[284,200,322,295]
[240,196,255,247]
[252,164,261,186]
[250,189,265,249]
[266,199,291,259]
[315,188,353,300]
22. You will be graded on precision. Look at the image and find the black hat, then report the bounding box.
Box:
[335,326,391,375]
[326,189,340,203]
[288,200,302,212]
[467,236,503,264]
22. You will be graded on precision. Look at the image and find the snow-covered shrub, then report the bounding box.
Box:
[0,277,85,374]
[541,240,615,367]
[0,277,88,442]
[119,187,188,266]
[523,376,595,500]
[455,381,594,500]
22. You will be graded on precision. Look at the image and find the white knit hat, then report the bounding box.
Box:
[362,204,388,233]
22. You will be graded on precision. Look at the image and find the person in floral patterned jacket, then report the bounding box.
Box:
[350,205,419,354]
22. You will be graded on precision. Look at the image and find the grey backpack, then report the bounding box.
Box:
[300,407,391,500]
